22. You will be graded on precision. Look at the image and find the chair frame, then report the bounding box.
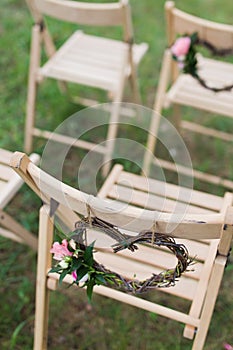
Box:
[10,151,233,350]
[0,148,39,250]
[24,0,148,175]
[144,1,233,189]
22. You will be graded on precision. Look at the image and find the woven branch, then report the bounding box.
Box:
[71,217,193,294]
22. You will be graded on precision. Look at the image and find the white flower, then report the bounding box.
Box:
[79,273,89,284]
[59,260,69,269]
[69,239,76,250]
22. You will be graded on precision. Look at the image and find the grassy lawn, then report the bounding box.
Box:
[1,0,233,349]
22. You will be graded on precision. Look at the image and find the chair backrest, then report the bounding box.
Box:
[26,0,134,42]
[10,152,233,254]
[165,1,233,48]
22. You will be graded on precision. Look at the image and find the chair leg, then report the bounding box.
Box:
[24,80,37,153]
[142,111,161,175]
[142,49,172,175]
[183,240,219,339]
[102,102,121,177]
[128,69,142,106]
[191,256,226,350]
[102,52,127,176]
[126,47,142,105]
[173,103,182,132]
[153,49,172,114]
[34,205,54,350]
[24,24,41,154]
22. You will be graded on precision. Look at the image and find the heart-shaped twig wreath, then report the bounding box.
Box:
[50,216,193,301]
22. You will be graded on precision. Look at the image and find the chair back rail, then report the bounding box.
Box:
[10,152,228,240]
[166,1,233,47]
[26,0,133,42]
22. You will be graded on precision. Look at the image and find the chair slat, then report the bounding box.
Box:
[0,227,23,243]
[167,75,233,117]
[0,148,15,165]
[0,164,15,182]
[108,184,214,214]
[40,32,129,90]
[95,250,197,300]
[0,180,7,191]
[96,245,203,280]
[119,171,224,212]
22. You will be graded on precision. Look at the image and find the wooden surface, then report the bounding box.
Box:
[0,149,40,250]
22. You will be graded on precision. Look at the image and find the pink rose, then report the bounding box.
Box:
[223,343,233,350]
[171,36,191,57]
[50,239,73,261]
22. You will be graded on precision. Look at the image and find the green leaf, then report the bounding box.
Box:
[49,266,62,273]
[55,224,68,240]
[83,243,94,266]
[77,267,89,282]
[71,258,82,271]
[95,274,106,285]
[59,270,68,284]
[86,279,95,303]
[190,31,198,44]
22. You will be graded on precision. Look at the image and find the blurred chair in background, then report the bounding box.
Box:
[144,1,233,189]
[24,0,148,174]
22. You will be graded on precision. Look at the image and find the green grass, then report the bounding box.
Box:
[1,0,233,349]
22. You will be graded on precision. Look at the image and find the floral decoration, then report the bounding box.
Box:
[171,32,233,92]
[171,36,192,69]
[50,216,193,302]
[50,238,116,302]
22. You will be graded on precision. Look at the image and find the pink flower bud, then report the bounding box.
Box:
[50,239,73,261]
[223,343,233,350]
[171,37,191,57]
[72,270,77,280]
[72,270,89,283]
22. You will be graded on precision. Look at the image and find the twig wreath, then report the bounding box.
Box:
[50,216,193,301]
[171,32,233,92]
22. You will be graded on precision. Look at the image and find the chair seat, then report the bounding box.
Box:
[165,56,233,118]
[0,148,39,209]
[105,167,225,213]
[95,239,218,302]
[39,31,148,92]
[46,162,223,319]
[93,165,227,325]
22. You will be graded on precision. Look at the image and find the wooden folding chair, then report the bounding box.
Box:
[0,148,40,250]
[24,0,148,174]
[11,151,233,350]
[144,1,233,188]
